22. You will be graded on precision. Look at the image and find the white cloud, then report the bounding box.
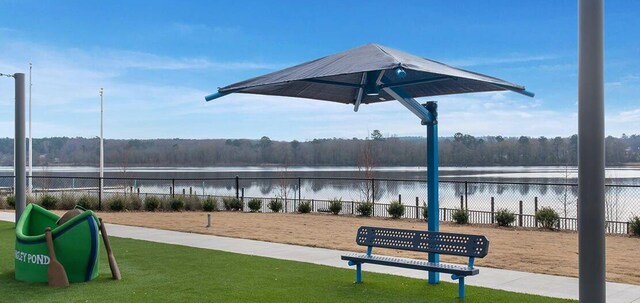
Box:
[446,54,558,67]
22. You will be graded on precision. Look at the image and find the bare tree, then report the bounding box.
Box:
[357,136,376,203]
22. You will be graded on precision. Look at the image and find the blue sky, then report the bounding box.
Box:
[0,0,638,141]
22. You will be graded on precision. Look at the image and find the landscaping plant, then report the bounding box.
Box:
[495,208,516,227]
[128,195,143,210]
[629,216,640,236]
[297,201,311,213]
[202,197,217,212]
[328,198,342,215]
[356,201,373,217]
[6,195,16,209]
[223,197,243,211]
[77,195,98,210]
[387,200,405,219]
[108,196,126,212]
[248,198,262,212]
[421,202,428,221]
[170,197,185,211]
[535,207,560,230]
[59,193,77,210]
[144,196,162,212]
[184,196,202,211]
[452,208,469,224]
[268,199,283,212]
[40,194,59,210]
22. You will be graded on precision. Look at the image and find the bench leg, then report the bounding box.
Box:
[355,263,362,283]
[451,274,465,299]
[458,277,465,299]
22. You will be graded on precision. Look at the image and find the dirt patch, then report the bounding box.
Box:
[91,211,640,284]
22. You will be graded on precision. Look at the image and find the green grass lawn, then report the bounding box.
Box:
[0,221,574,302]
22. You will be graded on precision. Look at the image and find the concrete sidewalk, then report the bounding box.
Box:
[2,211,640,302]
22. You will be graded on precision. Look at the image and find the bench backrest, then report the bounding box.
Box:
[356,226,489,258]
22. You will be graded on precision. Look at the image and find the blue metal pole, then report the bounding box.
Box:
[425,101,439,284]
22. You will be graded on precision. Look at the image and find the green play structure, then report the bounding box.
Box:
[15,204,100,283]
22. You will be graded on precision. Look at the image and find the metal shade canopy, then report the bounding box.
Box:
[206,43,533,106]
[205,43,533,284]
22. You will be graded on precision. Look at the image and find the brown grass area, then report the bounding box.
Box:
[91,211,640,285]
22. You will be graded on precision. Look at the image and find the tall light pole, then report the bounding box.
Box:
[28,63,33,193]
[99,88,104,198]
[14,73,26,223]
[578,0,605,302]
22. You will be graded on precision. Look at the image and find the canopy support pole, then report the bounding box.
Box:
[424,101,439,284]
[382,85,439,284]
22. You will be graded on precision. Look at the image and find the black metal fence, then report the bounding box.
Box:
[0,175,638,234]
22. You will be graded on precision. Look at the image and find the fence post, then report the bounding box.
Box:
[460,195,464,210]
[519,200,523,227]
[182,188,186,196]
[241,188,244,212]
[372,202,376,217]
[235,176,239,199]
[311,199,315,212]
[464,181,468,209]
[416,197,419,219]
[351,201,354,215]
[137,187,140,197]
[398,194,401,203]
[171,179,175,198]
[189,187,192,196]
[491,197,495,224]
[534,197,539,227]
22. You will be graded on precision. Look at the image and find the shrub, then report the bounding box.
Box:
[452,208,469,224]
[144,196,162,212]
[6,195,15,209]
[328,198,342,215]
[59,193,77,210]
[128,195,143,211]
[535,207,560,229]
[170,197,185,211]
[77,195,98,210]
[202,197,218,212]
[356,202,373,217]
[495,208,516,227]
[40,194,59,210]
[248,198,262,212]
[184,196,202,211]
[387,200,405,219]
[422,202,428,221]
[108,196,126,212]
[298,201,311,213]
[630,216,640,236]
[223,197,243,211]
[268,199,283,213]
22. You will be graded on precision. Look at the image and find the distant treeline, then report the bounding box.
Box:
[0,132,638,167]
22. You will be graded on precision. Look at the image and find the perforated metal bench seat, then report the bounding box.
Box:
[342,226,490,299]
[341,253,479,276]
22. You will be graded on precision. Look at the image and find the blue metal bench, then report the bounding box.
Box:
[341,226,490,299]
